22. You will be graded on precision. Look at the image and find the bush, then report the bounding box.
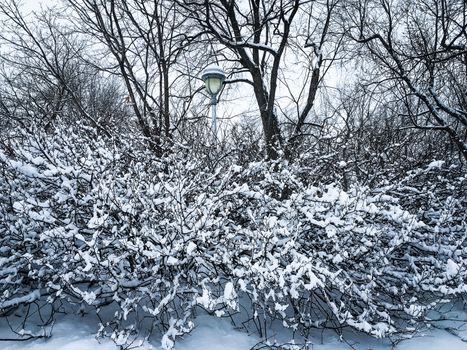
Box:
[1,126,466,348]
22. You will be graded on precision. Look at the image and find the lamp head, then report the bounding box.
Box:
[201,65,226,96]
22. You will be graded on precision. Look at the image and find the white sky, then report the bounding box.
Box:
[21,0,58,12]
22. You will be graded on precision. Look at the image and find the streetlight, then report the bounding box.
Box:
[201,65,226,143]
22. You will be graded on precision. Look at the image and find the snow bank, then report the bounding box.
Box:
[1,313,467,350]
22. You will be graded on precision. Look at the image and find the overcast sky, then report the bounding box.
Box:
[21,0,58,12]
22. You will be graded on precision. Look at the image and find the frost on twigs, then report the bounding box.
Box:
[0,126,466,348]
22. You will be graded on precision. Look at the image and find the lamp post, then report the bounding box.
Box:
[201,65,226,144]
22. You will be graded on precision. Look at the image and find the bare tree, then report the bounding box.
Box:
[346,0,467,161]
[0,1,115,137]
[178,0,344,160]
[65,0,205,154]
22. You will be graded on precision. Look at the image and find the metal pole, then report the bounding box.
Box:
[211,94,217,144]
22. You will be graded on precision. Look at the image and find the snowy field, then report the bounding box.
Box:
[1,311,467,350]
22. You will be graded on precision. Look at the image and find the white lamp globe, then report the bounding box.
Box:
[201,65,226,96]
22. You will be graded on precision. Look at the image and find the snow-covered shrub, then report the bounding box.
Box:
[0,128,201,346]
[175,159,466,340]
[221,161,466,339]
[0,129,112,316]
[0,125,466,348]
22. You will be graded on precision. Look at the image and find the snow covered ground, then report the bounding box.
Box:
[1,311,467,350]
